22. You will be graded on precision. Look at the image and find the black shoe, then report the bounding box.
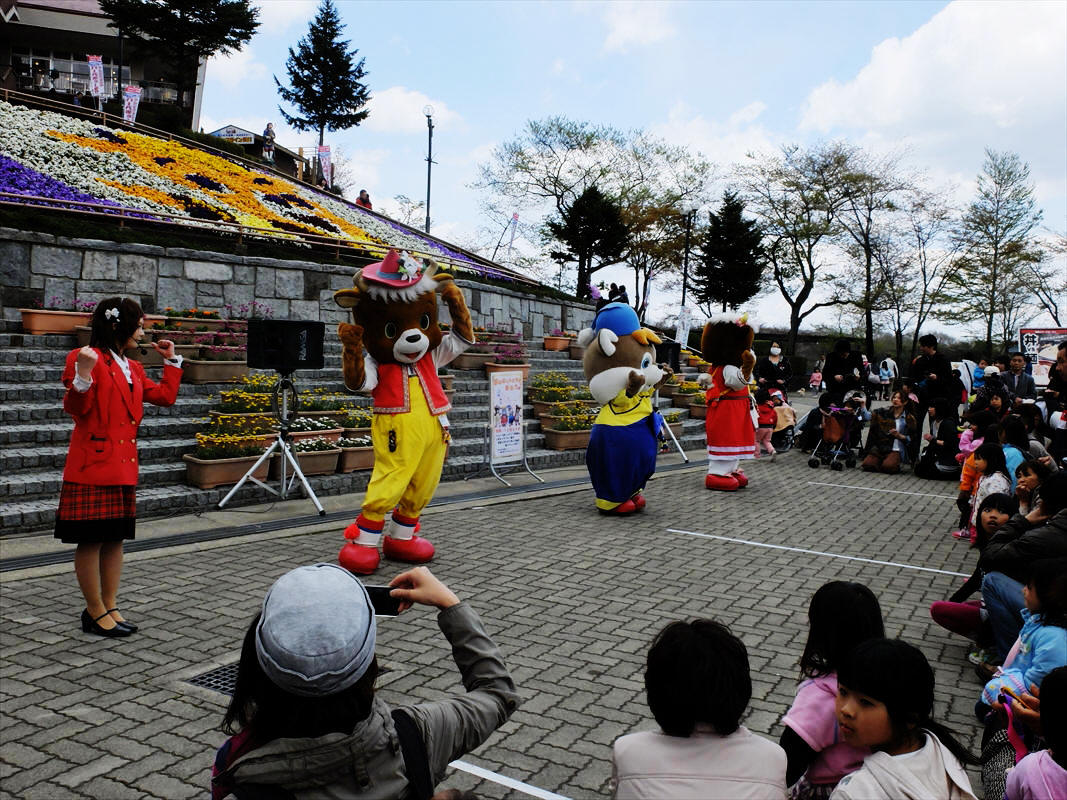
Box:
[81,609,133,638]
[106,608,138,633]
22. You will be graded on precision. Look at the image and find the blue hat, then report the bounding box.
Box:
[593,302,640,337]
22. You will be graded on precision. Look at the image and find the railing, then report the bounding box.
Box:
[0,88,536,284]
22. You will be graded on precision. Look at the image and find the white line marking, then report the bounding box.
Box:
[806,481,957,500]
[666,529,969,577]
[450,760,573,800]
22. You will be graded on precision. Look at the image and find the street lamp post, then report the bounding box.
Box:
[423,105,434,234]
[680,203,697,308]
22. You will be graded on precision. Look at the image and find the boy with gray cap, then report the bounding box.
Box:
[212,564,519,799]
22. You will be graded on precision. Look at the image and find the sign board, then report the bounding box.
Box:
[676,306,697,350]
[489,370,524,462]
[121,85,141,123]
[212,125,255,144]
[1020,328,1067,387]
[87,55,104,98]
[317,145,332,185]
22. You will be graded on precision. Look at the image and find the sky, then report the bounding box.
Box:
[200,0,1067,337]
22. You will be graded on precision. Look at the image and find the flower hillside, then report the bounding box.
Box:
[0,102,477,265]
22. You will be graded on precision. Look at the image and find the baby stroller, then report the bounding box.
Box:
[807,395,860,471]
[769,389,796,452]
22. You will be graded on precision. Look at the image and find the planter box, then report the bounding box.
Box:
[543,427,592,450]
[270,448,340,478]
[182,452,270,489]
[659,383,680,398]
[485,362,530,381]
[343,426,372,439]
[450,352,494,370]
[532,399,574,419]
[287,426,343,444]
[438,373,454,391]
[125,343,200,366]
[689,401,708,419]
[673,393,700,408]
[214,332,248,346]
[297,409,351,425]
[157,315,225,331]
[568,343,585,360]
[19,309,90,335]
[542,336,571,351]
[209,410,274,423]
[182,360,249,384]
[199,347,247,362]
[338,446,375,473]
[150,330,205,345]
[665,420,685,439]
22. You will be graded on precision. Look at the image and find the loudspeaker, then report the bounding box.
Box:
[247,319,325,373]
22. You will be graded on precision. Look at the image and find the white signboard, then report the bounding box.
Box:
[676,305,696,349]
[87,55,105,98]
[489,370,524,462]
[214,126,255,144]
[122,85,141,123]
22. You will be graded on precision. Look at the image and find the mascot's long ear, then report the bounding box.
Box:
[596,328,618,357]
[334,270,370,309]
[576,326,596,349]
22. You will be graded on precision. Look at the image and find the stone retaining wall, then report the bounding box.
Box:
[0,228,595,335]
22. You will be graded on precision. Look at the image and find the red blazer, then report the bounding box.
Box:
[61,348,182,485]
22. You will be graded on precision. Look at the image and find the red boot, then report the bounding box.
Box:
[705,473,740,491]
[599,498,639,514]
[339,542,380,575]
[632,493,647,510]
[383,535,435,563]
[731,471,749,488]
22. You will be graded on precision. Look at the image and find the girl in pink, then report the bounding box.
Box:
[1005,666,1067,800]
[780,582,885,799]
[809,370,823,393]
[754,388,777,459]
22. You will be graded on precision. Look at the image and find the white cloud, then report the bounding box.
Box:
[728,101,767,128]
[551,58,566,76]
[206,47,268,91]
[800,1,1066,136]
[361,87,463,134]
[601,1,676,53]
[649,100,779,173]
[253,0,317,36]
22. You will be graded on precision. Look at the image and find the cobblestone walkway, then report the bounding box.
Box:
[1,449,988,798]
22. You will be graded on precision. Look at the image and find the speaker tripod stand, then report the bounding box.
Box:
[217,372,326,515]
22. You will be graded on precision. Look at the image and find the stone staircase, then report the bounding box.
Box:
[0,331,708,536]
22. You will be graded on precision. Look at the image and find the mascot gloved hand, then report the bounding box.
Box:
[701,313,758,491]
[579,302,673,514]
[333,249,474,575]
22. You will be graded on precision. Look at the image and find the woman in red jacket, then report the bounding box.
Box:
[55,297,183,637]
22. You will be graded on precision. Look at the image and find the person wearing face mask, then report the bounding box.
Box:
[756,341,793,402]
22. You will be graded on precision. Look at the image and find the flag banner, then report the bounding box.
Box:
[87,56,105,98]
[122,85,141,123]
[317,145,331,185]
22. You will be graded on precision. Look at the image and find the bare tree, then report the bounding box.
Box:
[1016,231,1066,325]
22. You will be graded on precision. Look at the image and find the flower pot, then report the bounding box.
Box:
[542,427,592,450]
[153,330,201,345]
[338,445,375,473]
[270,448,340,477]
[659,383,679,398]
[689,401,708,419]
[297,409,351,425]
[673,393,699,408]
[343,426,372,439]
[287,426,343,444]
[568,343,585,360]
[199,346,247,362]
[687,356,704,367]
[182,452,270,489]
[485,362,530,381]
[533,399,573,419]
[214,332,248,346]
[542,336,570,351]
[665,420,684,439]
[209,410,274,423]
[181,360,249,384]
[450,352,494,370]
[19,309,91,335]
[438,374,454,391]
[125,343,200,366]
[158,315,225,331]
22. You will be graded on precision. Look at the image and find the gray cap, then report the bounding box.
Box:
[255,563,377,697]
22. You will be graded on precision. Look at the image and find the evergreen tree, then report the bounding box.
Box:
[275,0,371,170]
[694,191,767,313]
[544,186,629,299]
[99,0,259,113]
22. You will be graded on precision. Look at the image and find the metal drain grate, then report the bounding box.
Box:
[186,662,241,695]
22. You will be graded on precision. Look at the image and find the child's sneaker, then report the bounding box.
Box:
[951,528,971,540]
[967,647,993,666]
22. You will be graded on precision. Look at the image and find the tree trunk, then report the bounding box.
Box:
[787,305,801,355]
[864,252,875,358]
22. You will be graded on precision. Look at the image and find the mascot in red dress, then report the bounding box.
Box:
[701,313,758,491]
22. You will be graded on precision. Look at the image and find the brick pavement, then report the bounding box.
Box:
[1,445,992,799]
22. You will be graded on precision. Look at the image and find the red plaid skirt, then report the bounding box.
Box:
[54,482,136,543]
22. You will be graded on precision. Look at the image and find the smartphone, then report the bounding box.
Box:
[365,585,401,617]
[1000,685,1023,704]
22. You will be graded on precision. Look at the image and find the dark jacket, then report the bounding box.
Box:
[1000,370,1037,400]
[755,357,792,390]
[864,406,917,458]
[822,350,864,398]
[979,510,1067,585]
[911,352,954,401]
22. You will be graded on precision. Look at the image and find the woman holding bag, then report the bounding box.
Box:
[55,297,183,637]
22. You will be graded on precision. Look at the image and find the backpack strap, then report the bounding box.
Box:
[392,708,433,800]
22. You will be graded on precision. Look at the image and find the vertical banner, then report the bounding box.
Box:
[317,145,331,185]
[122,85,141,123]
[676,306,696,350]
[87,55,105,98]
[489,370,524,463]
[1020,328,1067,386]
[504,212,519,262]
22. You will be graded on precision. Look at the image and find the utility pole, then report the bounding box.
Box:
[681,208,694,308]
[423,105,434,234]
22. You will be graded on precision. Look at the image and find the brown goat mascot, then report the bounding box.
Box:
[333,249,474,574]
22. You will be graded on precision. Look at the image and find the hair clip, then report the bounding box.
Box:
[104,307,120,321]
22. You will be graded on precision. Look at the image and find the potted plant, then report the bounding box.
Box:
[200,413,276,448]
[542,328,572,351]
[159,306,227,332]
[658,374,681,397]
[688,392,708,419]
[542,409,597,450]
[337,435,374,472]
[296,388,353,424]
[337,408,373,438]
[568,337,585,360]
[271,436,340,477]
[19,297,95,335]
[661,410,685,438]
[199,344,247,362]
[485,343,530,379]
[570,387,599,408]
[539,401,586,430]
[285,416,343,444]
[672,381,702,408]
[530,384,575,419]
[182,433,270,489]
[450,342,494,370]
[214,331,248,346]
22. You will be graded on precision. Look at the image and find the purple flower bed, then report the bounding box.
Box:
[154,156,176,166]
[279,193,314,209]
[262,192,292,208]
[0,153,143,216]
[93,127,128,144]
[253,177,273,185]
[185,173,227,192]
[292,212,339,234]
[360,209,478,267]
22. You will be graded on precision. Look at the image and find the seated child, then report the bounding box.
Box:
[809,370,823,393]
[979,558,1067,716]
[1004,665,1067,800]
[771,389,798,452]
[831,639,979,799]
[781,582,885,798]
[612,619,787,799]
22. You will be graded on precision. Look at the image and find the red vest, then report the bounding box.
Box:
[705,366,749,404]
[373,355,450,416]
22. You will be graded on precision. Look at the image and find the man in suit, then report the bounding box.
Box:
[1001,351,1037,405]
